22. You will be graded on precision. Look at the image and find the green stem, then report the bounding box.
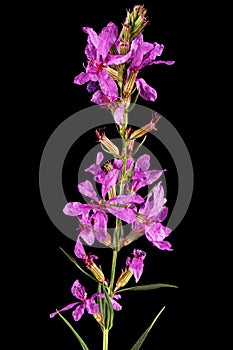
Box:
[109,249,118,294]
[103,328,109,350]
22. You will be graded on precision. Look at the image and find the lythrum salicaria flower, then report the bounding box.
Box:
[50,279,99,321]
[74,22,131,98]
[134,181,173,251]
[126,249,146,283]
[74,240,106,283]
[126,34,175,101]
[115,249,146,289]
[63,177,144,245]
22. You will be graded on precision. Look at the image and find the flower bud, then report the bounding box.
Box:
[96,129,120,156]
[130,5,148,40]
[93,312,104,327]
[106,66,119,80]
[103,232,112,248]
[129,113,161,139]
[120,228,144,247]
[123,69,139,96]
[115,268,133,290]
[87,261,106,283]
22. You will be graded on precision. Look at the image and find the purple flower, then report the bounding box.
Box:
[145,222,172,251]
[74,240,106,283]
[130,34,174,71]
[74,22,131,101]
[126,249,146,282]
[91,89,118,105]
[85,151,106,184]
[132,154,165,191]
[134,181,173,251]
[63,177,144,245]
[135,78,157,101]
[127,34,175,101]
[50,279,99,321]
[74,239,98,265]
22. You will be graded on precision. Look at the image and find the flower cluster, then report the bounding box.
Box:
[63,152,172,251]
[50,5,176,350]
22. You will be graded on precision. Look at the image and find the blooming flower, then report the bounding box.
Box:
[50,279,99,321]
[132,154,165,192]
[126,34,175,101]
[126,249,146,282]
[63,177,144,245]
[74,240,106,283]
[73,22,131,99]
[84,151,106,184]
[134,181,173,251]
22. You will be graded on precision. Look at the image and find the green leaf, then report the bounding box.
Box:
[56,310,90,350]
[132,135,147,155]
[129,306,166,350]
[59,247,98,283]
[103,286,114,330]
[118,283,178,293]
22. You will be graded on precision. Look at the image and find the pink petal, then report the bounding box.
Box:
[71,279,86,299]
[78,180,99,201]
[107,206,136,223]
[72,304,86,321]
[92,211,108,243]
[108,194,144,205]
[74,240,86,259]
[98,70,118,96]
[50,302,79,318]
[102,169,118,199]
[136,78,157,101]
[86,297,99,314]
[82,26,99,48]
[98,22,118,61]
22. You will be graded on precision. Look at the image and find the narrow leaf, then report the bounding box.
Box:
[132,135,147,156]
[103,286,114,330]
[119,283,178,293]
[130,306,166,350]
[59,247,98,283]
[98,283,105,324]
[56,310,90,350]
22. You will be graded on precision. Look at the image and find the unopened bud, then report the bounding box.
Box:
[123,69,138,96]
[129,113,161,139]
[103,232,112,248]
[88,262,106,283]
[93,312,104,327]
[130,5,148,41]
[120,228,144,247]
[133,5,147,18]
[96,130,119,156]
[106,66,119,80]
[115,268,133,290]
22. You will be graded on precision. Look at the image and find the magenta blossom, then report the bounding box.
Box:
[84,151,106,184]
[74,239,99,266]
[74,22,131,99]
[63,179,144,245]
[130,34,175,71]
[126,249,146,283]
[128,34,175,101]
[132,154,165,192]
[134,181,173,251]
[50,279,99,321]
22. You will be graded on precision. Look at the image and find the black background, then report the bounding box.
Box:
[25,0,213,348]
